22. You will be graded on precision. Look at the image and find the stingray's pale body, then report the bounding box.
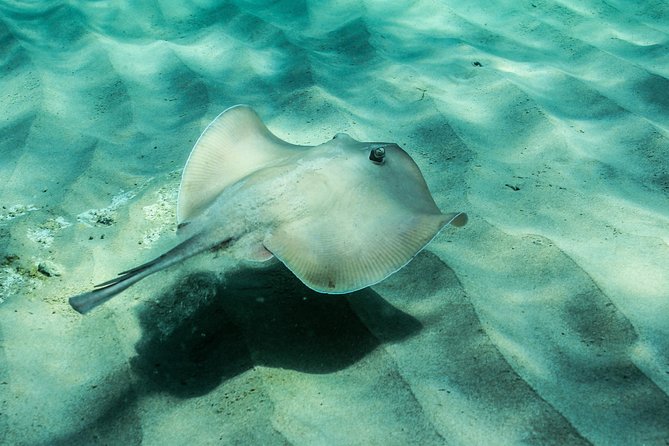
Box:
[69,105,467,313]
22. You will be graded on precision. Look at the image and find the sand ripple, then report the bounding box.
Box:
[1,1,668,444]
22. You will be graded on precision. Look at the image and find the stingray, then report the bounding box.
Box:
[69,105,467,314]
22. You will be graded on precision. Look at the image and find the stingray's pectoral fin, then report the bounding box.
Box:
[265,210,467,295]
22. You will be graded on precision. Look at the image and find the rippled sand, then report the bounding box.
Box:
[1,1,668,444]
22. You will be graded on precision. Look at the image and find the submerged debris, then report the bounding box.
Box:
[37,260,62,277]
[2,255,20,266]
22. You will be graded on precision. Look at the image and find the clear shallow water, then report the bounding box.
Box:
[1,1,668,444]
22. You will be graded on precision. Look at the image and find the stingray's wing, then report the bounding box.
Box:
[265,209,466,294]
[177,105,307,224]
[264,141,467,293]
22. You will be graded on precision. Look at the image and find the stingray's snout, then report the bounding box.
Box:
[369,146,386,164]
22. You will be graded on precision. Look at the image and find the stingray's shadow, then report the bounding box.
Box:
[131,262,421,398]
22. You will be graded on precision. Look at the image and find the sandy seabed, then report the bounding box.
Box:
[1,1,668,445]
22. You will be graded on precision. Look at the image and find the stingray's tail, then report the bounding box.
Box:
[69,235,229,314]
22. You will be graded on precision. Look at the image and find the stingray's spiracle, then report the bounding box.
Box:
[369,146,386,164]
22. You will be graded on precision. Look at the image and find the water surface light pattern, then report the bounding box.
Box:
[1,1,668,445]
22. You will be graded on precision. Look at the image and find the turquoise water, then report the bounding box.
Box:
[1,1,668,444]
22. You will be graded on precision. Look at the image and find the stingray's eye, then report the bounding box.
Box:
[369,146,386,165]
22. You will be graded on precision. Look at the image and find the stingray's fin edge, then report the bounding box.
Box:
[446,212,468,227]
[265,212,459,295]
[177,105,304,223]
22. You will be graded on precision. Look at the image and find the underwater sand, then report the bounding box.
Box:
[1,1,668,444]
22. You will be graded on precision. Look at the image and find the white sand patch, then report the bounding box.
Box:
[26,227,54,247]
[0,264,40,304]
[0,267,24,303]
[76,180,153,227]
[139,171,179,249]
[26,217,72,249]
[0,204,38,222]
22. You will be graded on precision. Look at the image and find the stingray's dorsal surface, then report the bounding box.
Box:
[177,105,307,224]
[69,105,466,313]
[261,139,467,293]
[178,105,467,294]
